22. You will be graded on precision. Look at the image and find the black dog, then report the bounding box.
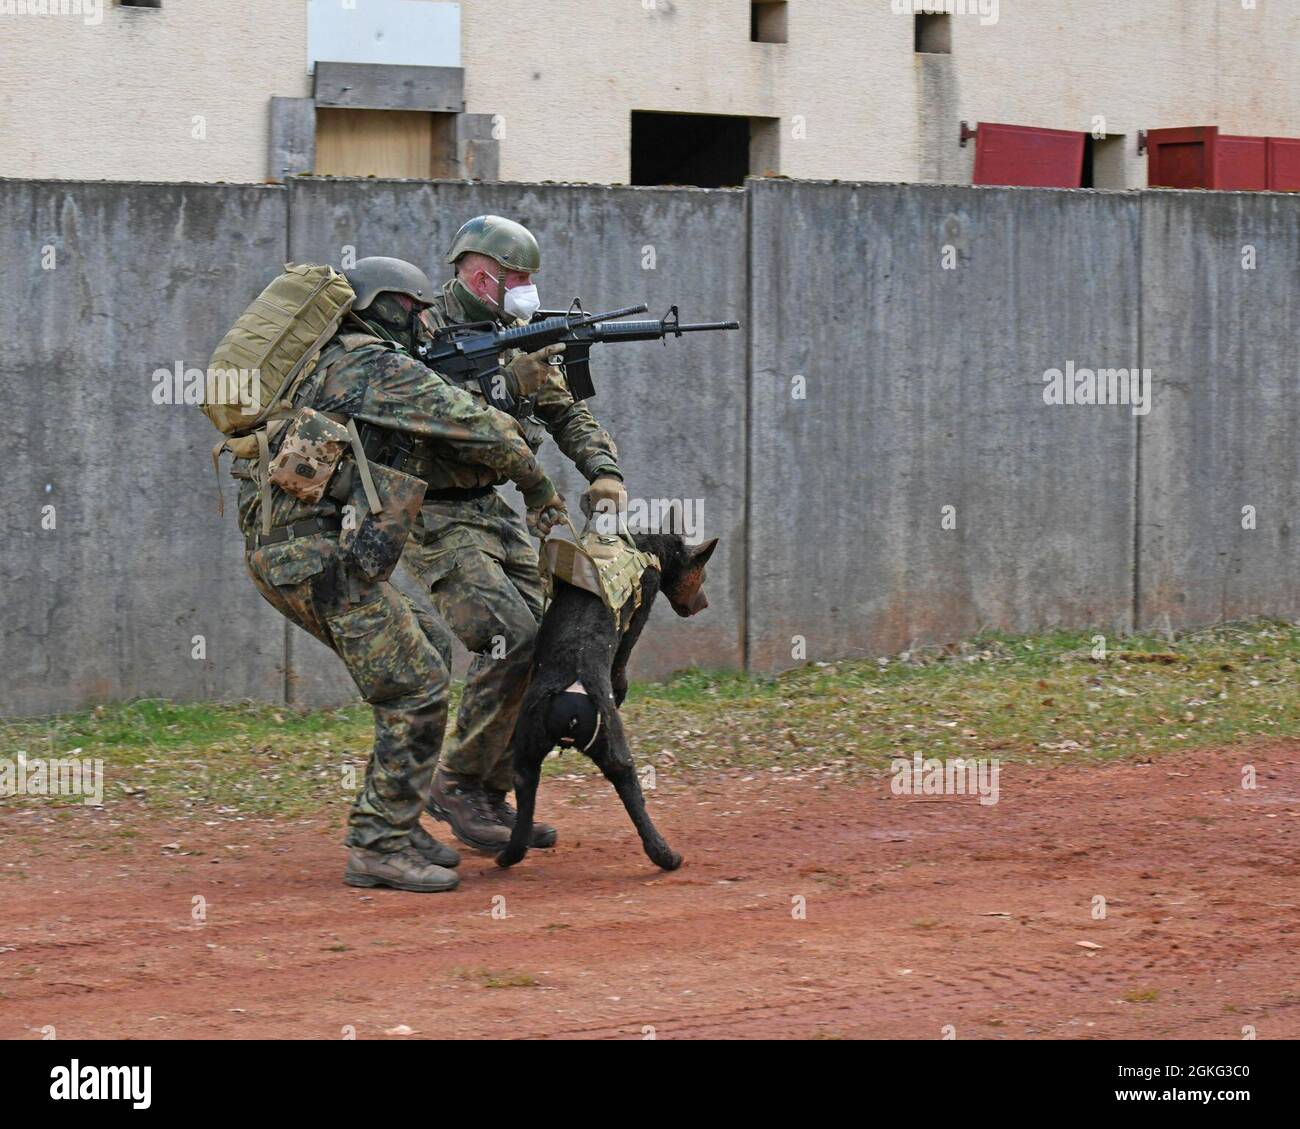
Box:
[496,532,718,871]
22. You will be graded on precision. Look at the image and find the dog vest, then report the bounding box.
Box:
[540,517,659,621]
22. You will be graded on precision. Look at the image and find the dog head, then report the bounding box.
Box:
[636,535,719,618]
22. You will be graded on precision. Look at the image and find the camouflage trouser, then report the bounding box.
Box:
[401,491,545,792]
[245,533,452,852]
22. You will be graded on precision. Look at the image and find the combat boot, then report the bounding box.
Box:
[484,787,558,849]
[426,768,511,851]
[344,845,460,893]
[409,821,461,868]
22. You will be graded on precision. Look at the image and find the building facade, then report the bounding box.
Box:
[2,0,1298,188]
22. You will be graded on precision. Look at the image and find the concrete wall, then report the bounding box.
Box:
[1138,191,1300,628]
[5,1,1300,187]
[747,179,1141,670]
[0,179,291,717]
[1,176,1296,717]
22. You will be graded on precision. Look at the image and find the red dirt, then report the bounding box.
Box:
[2,742,1298,1040]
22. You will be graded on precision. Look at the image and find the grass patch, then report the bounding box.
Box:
[2,620,1295,819]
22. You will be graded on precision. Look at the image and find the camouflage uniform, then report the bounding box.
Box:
[400,278,622,791]
[237,325,553,850]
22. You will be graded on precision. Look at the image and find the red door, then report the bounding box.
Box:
[1146,126,1218,188]
[972,123,1086,188]
[1267,137,1300,191]
[1147,126,1300,190]
[1215,135,1269,190]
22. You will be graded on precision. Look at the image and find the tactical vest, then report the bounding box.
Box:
[540,518,659,624]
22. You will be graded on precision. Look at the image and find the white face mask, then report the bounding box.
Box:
[483,270,541,321]
[502,282,541,321]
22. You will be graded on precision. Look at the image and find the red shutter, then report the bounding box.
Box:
[972,123,1086,188]
[1146,126,1218,188]
[1215,135,1269,190]
[1267,137,1300,191]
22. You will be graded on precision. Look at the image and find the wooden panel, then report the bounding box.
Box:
[972,123,1085,188]
[1267,137,1300,191]
[316,108,459,179]
[314,62,464,113]
[1145,126,1217,189]
[1215,135,1269,191]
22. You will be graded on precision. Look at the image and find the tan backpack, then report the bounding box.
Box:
[202,263,356,519]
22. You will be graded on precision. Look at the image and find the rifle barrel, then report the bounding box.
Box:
[678,320,741,331]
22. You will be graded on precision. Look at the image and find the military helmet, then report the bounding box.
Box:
[345,256,434,311]
[445,215,541,273]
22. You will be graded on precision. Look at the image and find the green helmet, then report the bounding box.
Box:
[345,256,434,311]
[445,215,541,273]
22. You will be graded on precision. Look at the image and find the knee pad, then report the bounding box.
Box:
[544,681,602,751]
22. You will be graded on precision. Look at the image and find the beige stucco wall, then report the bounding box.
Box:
[460,0,1300,187]
[0,0,309,183]
[2,0,1299,185]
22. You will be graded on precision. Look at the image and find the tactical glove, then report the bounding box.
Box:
[522,475,567,538]
[507,342,566,398]
[581,474,628,520]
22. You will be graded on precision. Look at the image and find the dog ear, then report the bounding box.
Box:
[690,537,719,567]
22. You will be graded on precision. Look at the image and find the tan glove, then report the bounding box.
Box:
[581,474,627,520]
[522,475,568,538]
[507,342,566,397]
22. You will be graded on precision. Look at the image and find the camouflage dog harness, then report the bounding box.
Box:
[540,516,659,623]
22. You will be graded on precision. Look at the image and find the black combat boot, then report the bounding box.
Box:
[484,787,559,849]
[426,768,512,851]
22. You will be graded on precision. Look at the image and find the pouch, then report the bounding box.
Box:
[267,406,350,503]
[339,460,428,582]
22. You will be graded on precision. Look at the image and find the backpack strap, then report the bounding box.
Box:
[344,417,385,516]
[209,418,288,528]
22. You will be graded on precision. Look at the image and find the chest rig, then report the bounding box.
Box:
[540,517,659,626]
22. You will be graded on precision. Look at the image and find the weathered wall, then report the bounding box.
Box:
[1137,190,1300,628]
[0,180,291,717]
[1,176,1296,717]
[747,179,1141,671]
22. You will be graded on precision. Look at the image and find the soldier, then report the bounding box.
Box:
[399,216,627,852]
[236,256,568,892]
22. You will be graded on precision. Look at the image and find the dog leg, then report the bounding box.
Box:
[589,711,682,871]
[496,710,549,869]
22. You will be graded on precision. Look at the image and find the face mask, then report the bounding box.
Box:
[503,283,541,322]
[483,270,541,322]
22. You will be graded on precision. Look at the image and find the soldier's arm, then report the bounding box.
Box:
[531,366,623,482]
[351,346,549,490]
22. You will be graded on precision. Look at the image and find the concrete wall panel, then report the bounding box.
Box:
[0,180,290,717]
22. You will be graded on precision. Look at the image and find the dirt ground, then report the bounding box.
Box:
[2,740,1298,1040]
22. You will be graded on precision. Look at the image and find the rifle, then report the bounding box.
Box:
[415,302,649,414]
[418,300,742,412]
[531,304,742,401]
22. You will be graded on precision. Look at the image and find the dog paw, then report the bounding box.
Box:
[655,850,683,871]
[496,848,524,869]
